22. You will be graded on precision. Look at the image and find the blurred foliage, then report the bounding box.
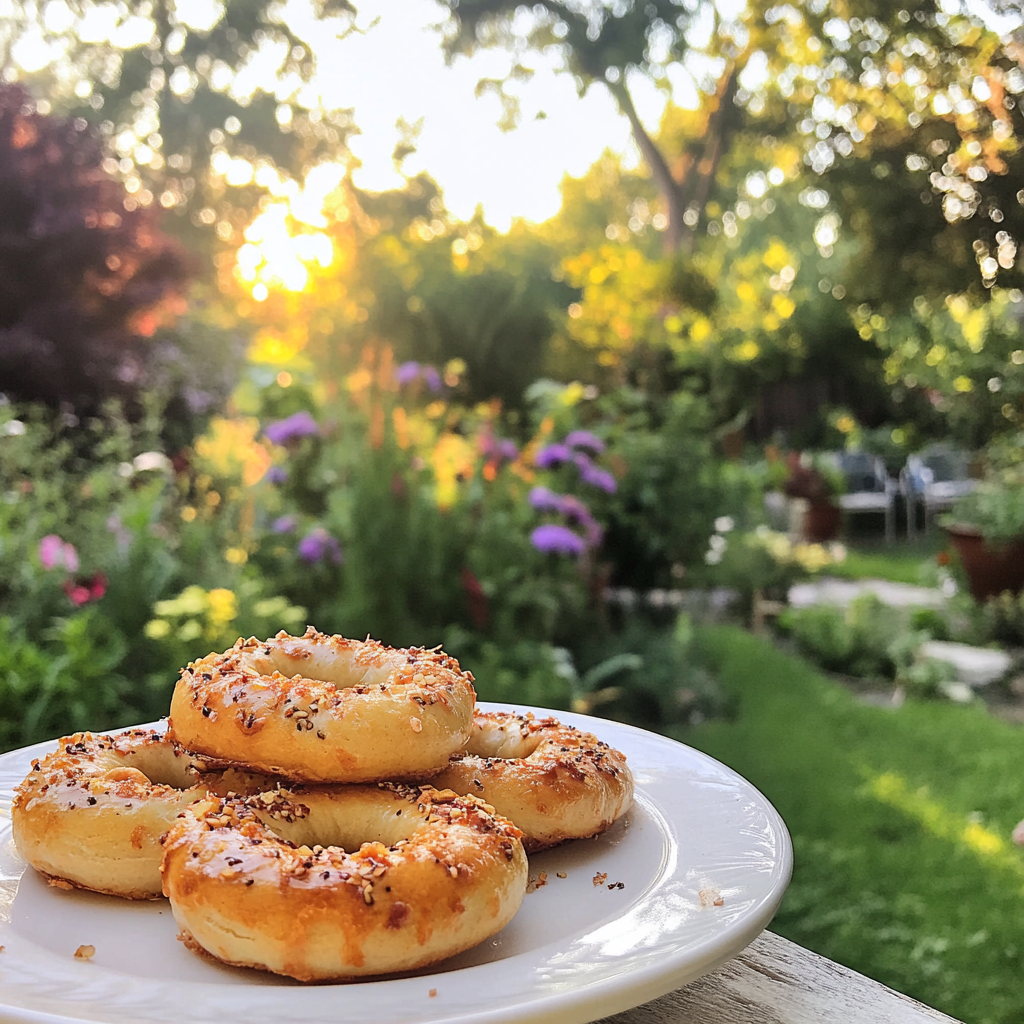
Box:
[0,0,358,255]
[0,86,188,410]
[434,0,1024,449]
[778,594,909,681]
[944,428,1024,542]
[436,0,1024,289]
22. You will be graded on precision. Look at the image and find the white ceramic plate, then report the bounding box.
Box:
[0,703,791,1024]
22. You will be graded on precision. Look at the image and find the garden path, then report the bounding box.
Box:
[788,577,946,610]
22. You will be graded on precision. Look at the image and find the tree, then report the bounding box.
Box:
[1,1,358,251]
[435,1,1024,298]
[436,0,748,254]
[0,85,195,414]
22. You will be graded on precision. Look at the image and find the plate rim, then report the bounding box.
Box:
[0,703,792,1024]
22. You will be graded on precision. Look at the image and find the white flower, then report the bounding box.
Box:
[714,515,735,533]
[828,542,847,562]
[134,451,172,473]
[704,549,723,565]
[709,534,728,552]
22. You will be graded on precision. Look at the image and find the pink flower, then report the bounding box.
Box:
[63,573,107,606]
[39,534,79,572]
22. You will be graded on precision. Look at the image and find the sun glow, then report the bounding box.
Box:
[234,163,345,296]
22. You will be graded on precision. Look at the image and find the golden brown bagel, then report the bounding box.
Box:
[12,729,209,899]
[161,786,527,981]
[167,628,476,784]
[431,710,634,851]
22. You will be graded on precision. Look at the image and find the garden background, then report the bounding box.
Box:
[2,1,1024,1020]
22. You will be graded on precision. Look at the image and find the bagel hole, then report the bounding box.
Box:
[120,744,197,790]
[466,729,544,761]
[254,793,425,853]
[247,642,382,691]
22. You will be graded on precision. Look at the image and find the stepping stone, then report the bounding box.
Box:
[938,681,975,703]
[788,577,946,610]
[919,641,1013,688]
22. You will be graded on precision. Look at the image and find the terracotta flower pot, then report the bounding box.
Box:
[804,500,842,543]
[946,525,1024,601]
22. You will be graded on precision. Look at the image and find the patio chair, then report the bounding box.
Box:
[833,451,898,544]
[900,444,977,538]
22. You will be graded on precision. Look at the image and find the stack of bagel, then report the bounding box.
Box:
[12,626,634,982]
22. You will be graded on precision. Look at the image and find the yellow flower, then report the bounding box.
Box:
[144,619,171,640]
[195,417,270,487]
[178,620,202,642]
[431,433,475,509]
[793,544,832,572]
[206,588,238,631]
[154,585,207,618]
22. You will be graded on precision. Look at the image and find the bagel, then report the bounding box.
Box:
[12,729,210,899]
[161,785,528,980]
[431,710,634,851]
[167,628,476,784]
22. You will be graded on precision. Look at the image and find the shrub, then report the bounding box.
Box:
[568,612,728,730]
[779,595,909,682]
[0,611,135,750]
[0,86,191,416]
[777,595,967,697]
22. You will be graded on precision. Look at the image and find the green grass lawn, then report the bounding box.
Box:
[830,535,946,586]
[678,627,1024,1024]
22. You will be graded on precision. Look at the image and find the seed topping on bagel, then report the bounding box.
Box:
[12,729,209,899]
[432,710,634,851]
[161,785,528,980]
[168,627,477,783]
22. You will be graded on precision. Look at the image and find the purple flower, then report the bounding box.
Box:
[297,528,343,565]
[557,494,593,525]
[265,466,288,485]
[497,438,519,461]
[535,443,572,468]
[396,361,421,385]
[530,524,586,557]
[482,432,519,462]
[396,361,443,392]
[565,429,605,454]
[422,366,442,393]
[574,453,617,493]
[528,486,562,511]
[272,515,298,534]
[264,411,319,446]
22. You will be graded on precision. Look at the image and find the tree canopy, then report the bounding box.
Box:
[435,0,1024,301]
[1,0,359,252]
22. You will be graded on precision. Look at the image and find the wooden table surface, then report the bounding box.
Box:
[596,931,962,1024]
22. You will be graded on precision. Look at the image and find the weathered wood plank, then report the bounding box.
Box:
[596,931,962,1024]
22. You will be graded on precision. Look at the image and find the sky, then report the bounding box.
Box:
[291,0,665,231]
